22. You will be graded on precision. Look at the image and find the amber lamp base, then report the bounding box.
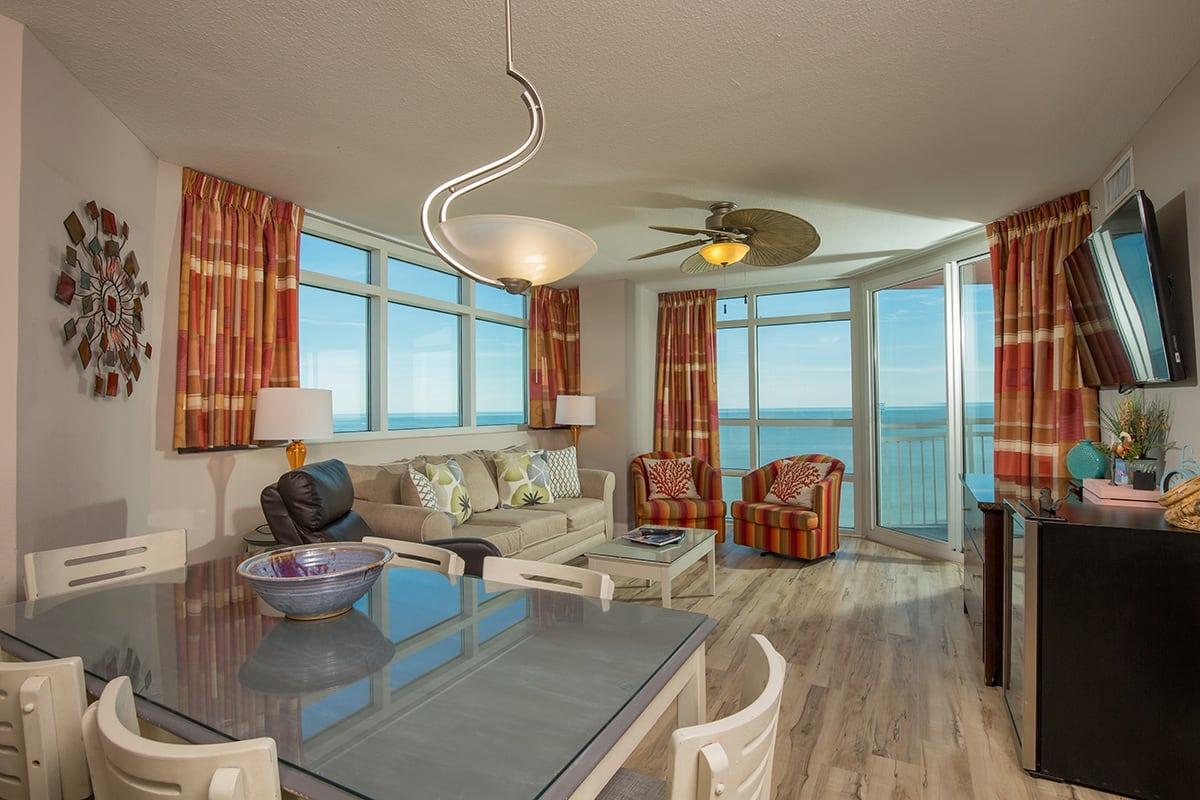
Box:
[285,439,308,470]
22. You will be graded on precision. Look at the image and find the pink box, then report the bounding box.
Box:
[1082,478,1162,508]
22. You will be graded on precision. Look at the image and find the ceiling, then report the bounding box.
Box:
[6,0,1200,285]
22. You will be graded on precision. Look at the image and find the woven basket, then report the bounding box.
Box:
[1160,474,1200,532]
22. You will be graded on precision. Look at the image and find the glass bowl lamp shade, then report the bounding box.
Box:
[699,240,750,267]
[434,214,597,293]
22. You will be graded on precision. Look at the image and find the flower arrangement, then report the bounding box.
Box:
[1098,392,1174,475]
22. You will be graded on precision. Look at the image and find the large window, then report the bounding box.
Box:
[716,286,856,530]
[299,221,528,434]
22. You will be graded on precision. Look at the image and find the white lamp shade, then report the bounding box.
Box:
[555,395,596,427]
[435,214,597,286]
[253,388,334,440]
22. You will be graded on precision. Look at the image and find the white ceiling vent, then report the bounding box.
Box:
[1103,148,1135,217]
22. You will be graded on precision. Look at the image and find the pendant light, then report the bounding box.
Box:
[420,0,596,294]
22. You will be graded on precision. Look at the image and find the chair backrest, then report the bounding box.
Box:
[669,634,787,800]
[0,656,91,800]
[83,677,281,800]
[261,459,372,546]
[631,452,721,502]
[23,530,188,600]
[362,537,465,576]
[482,557,614,600]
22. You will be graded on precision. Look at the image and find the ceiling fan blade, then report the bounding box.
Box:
[649,225,747,239]
[628,239,708,261]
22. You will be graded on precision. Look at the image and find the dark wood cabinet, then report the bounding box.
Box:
[961,475,1004,685]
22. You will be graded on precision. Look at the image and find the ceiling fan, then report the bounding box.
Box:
[629,201,820,274]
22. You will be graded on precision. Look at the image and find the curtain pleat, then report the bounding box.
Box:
[528,286,581,428]
[989,190,1098,481]
[653,289,721,468]
[173,168,301,449]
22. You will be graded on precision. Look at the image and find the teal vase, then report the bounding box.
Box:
[1066,440,1107,480]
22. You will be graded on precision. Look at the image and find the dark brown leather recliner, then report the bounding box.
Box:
[260,459,500,576]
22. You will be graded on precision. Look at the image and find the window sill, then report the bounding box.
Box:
[321,424,532,444]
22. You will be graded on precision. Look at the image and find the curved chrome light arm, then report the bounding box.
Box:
[420,0,546,289]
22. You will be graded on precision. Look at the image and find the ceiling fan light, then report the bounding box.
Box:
[699,240,750,266]
[435,214,598,291]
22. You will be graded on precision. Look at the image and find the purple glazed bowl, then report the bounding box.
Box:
[237,542,392,621]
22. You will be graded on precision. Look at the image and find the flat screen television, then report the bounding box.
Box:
[1064,190,1186,387]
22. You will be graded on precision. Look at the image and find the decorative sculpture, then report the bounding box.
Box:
[58,202,150,397]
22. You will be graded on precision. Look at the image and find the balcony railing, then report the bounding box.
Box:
[878,419,993,529]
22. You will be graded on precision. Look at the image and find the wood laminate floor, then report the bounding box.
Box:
[617,536,1122,800]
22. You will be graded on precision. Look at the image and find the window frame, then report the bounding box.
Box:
[300,215,528,440]
[716,281,857,532]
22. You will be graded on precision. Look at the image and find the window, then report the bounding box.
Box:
[475,320,527,425]
[298,220,528,434]
[960,254,994,475]
[387,257,460,303]
[299,286,369,433]
[301,233,370,283]
[716,286,856,530]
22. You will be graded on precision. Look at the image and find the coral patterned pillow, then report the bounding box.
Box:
[643,457,701,500]
[764,460,832,509]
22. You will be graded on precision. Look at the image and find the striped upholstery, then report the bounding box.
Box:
[732,454,843,559]
[631,451,726,541]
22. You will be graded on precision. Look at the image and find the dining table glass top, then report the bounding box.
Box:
[0,556,709,800]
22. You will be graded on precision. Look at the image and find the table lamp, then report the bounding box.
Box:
[555,395,596,451]
[253,388,333,469]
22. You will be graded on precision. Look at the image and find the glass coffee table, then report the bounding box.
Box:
[585,527,718,608]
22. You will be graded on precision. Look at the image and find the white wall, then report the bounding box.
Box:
[0,17,23,603]
[1089,57,1200,469]
[10,24,546,595]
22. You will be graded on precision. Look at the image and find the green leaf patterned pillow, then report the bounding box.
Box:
[493,450,555,508]
[423,459,473,526]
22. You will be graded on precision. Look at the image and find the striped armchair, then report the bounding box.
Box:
[631,451,726,541]
[732,454,844,559]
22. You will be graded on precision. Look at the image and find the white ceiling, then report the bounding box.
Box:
[6,0,1200,285]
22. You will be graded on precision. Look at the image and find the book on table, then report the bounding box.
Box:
[622,527,686,547]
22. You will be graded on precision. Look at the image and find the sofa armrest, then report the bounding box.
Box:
[578,468,615,539]
[352,499,451,543]
[810,471,843,532]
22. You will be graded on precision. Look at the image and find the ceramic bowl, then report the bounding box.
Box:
[237,542,392,621]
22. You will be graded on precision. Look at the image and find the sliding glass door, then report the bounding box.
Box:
[872,271,950,543]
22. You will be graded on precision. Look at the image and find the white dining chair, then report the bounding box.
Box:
[362,537,465,576]
[0,655,92,800]
[23,530,188,600]
[599,634,787,800]
[82,676,281,800]
[482,556,615,600]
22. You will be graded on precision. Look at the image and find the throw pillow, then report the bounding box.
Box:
[408,468,441,512]
[764,459,832,509]
[423,459,473,526]
[493,450,555,508]
[643,456,701,500]
[545,446,582,498]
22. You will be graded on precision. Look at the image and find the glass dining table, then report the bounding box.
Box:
[0,555,715,800]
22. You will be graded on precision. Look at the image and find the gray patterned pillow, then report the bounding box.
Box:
[409,468,441,512]
[545,447,582,498]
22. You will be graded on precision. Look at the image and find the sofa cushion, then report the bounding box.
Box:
[528,498,604,532]
[420,452,499,512]
[450,522,523,557]
[639,497,726,521]
[345,463,407,505]
[492,450,555,508]
[423,459,473,527]
[468,508,567,550]
[731,501,818,529]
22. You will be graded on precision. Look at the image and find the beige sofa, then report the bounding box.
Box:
[345,450,615,564]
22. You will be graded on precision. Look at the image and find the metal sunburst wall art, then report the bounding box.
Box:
[58,201,151,398]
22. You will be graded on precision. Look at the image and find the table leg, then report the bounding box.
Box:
[707,545,717,597]
[661,570,672,609]
[678,644,707,728]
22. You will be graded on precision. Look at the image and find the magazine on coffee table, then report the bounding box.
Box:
[622,527,686,547]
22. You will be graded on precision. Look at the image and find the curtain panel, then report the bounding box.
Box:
[988,190,1098,481]
[653,289,721,467]
[173,168,302,450]
[528,286,580,429]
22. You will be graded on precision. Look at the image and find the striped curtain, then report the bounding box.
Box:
[653,289,721,467]
[528,286,580,429]
[173,168,302,449]
[989,190,1099,481]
